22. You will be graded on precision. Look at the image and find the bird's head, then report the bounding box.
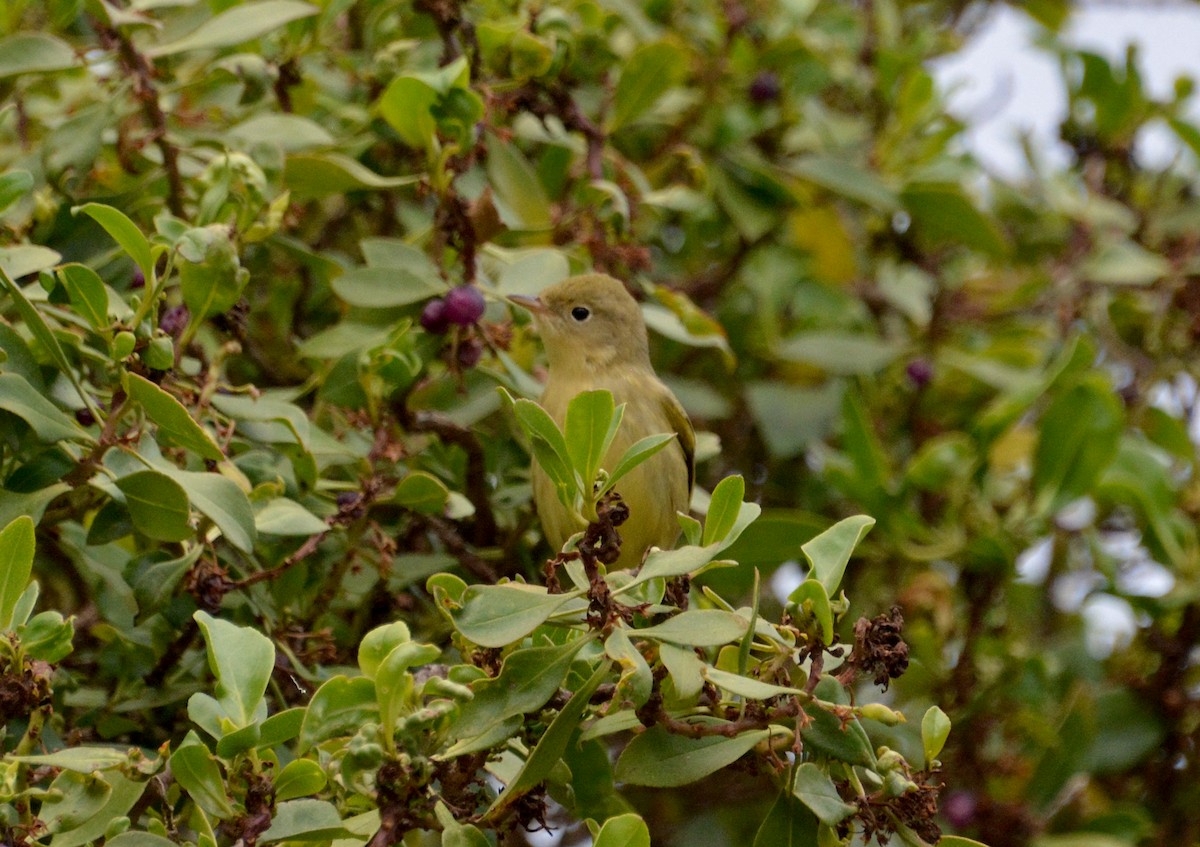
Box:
[509,273,651,374]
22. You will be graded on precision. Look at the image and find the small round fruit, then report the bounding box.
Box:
[144,335,175,371]
[443,285,486,326]
[456,336,483,369]
[112,331,137,360]
[905,358,933,388]
[420,298,449,334]
[749,71,781,104]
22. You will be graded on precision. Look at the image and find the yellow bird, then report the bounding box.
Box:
[510,273,695,569]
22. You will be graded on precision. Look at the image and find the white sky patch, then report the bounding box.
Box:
[931,4,1200,177]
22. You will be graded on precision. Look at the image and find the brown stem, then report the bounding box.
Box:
[421,515,498,582]
[235,531,327,588]
[97,22,186,217]
[409,410,498,545]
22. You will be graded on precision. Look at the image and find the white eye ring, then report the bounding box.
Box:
[571,306,591,322]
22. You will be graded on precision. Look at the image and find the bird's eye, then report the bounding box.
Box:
[571,306,591,322]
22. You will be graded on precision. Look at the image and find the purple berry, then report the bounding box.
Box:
[75,408,96,427]
[159,304,190,338]
[906,358,933,388]
[749,71,781,104]
[442,285,486,326]
[131,267,146,290]
[942,790,977,829]
[420,298,449,334]
[457,337,483,369]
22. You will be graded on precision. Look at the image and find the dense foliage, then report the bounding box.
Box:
[0,1,1197,846]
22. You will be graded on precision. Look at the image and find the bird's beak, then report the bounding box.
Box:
[507,293,548,315]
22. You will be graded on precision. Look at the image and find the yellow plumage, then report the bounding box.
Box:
[512,273,694,569]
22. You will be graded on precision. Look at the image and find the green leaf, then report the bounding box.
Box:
[0,266,95,415]
[330,267,443,309]
[170,732,236,819]
[786,579,833,645]
[610,40,688,130]
[357,622,412,679]
[116,471,192,542]
[485,136,552,230]
[260,799,354,843]
[375,640,442,736]
[921,706,950,766]
[436,802,492,847]
[511,397,571,466]
[9,745,129,773]
[753,792,819,846]
[393,471,449,515]
[147,0,319,56]
[40,769,111,836]
[791,762,856,825]
[164,469,257,553]
[452,636,593,740]
[0,373,92,444]
[56,264,109,332]
[1033,375,1123,513]
[18,609,74,662]
[592,814,651,847]
[659,643,705,701]
[44,772,144,847]
[296,676,378,753]
[274,759,327,802]
[701,666,804,700]
[789,156,899,211]
[0,484,71,530]
[228,114,334,152]
[633,544,721,583]
[258,707,305,749]
[178,226,247,320]
[452,584,579,648]
[484,659,610,820]
[703,474,745,547]
[209,393,311,447]
[107,833,180,847]
[801,680,876,767]
[194,610,275,726]
[254,498,328,536]
[0,33,78,78]
[606,432,677,492]
[745,380,843,460]
[378,77,438,149]
[615,723,771,787]
[126,373,224,461]
[73,204,155,285]
[802,515,875,596]
[606,627,653,708]
[631,609,747,647]
[776,331,902,375]
[1082,239,1170,286]
[0,170,33,214]
[0,244,61,279]
[565,390,621,486]
[901,182,1008,257]
[283,153,420,198]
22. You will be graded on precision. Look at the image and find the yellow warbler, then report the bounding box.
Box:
[510,273,695,568]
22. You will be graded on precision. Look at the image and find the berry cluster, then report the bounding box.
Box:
[419,284,488,369]
[420,285,486,334]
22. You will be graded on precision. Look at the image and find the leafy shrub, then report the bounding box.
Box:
[2,1,1198,846]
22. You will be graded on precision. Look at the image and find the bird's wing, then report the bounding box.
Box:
[660,387,695,494]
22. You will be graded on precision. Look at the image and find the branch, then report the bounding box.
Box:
[96,22,186,217]
[409,410,498,545]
